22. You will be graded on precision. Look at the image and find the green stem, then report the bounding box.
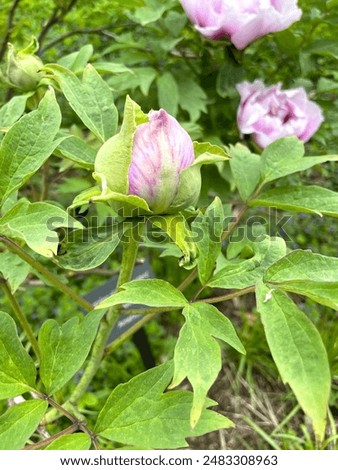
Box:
[116,225,142,288]
[40,161,49,201]
[1,277,40,360]
[105,313,153,355]
[179,183,265,294]
[120,306,178,316]
[69,223,142,405]
[69,317,114,404]
[105,287,255,355]
[177,204,249,294]
[221,203,248,242]
[199,286,256,304]
[177,269,198,292]
[0,236,93,312]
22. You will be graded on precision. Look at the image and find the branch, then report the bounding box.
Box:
[200,286,256,304]
[40,26,117,54]
[120,306,177,316]
[177,269,198,292]
[0,277,40,360]
[38,0,78,47]
[32,393,100,450]
[105,287,256,355]
[40,21,135,54]
[24,423,79,450]
[0,236,94,312]
[0,0,21,61]
[69,224,142,405]
[178,184,266,294]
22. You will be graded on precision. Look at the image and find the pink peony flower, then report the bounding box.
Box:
[179,0,302,49]
[236,80,324,148]
[128,109,195,213]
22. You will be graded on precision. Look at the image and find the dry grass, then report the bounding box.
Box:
[188,361,337,450]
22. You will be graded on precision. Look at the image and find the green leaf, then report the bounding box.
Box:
[192,197,224,284]
[209,236,286,289]
[0,88,62,206]
[95,279,188,310]
[109,67,157,96]
[226,223,267,261]
[229,144,261,201]
[264,250,338,310]
[1,191,18,213]
[0,200,83,257]
[55,226,121,271]
[317,77,338,93]
[131,0,166,25]
[260,137,338,184]
[149,215,197,268]
[44,64,118,142]
[0,251,30,292]
[305,39,338,60]
[250,186,338,217]
[170,303,245,427]
[261,137,303,183]
[0,400,48,450]
[157,72,179,116]
[216,60,245,99]
[193,141,229,160]
[0,311,37,399]
[55,134,97,169]
[93,62,133,75]
[58,44,94,73]
[45,433,91,450]
[256,283,331,441]
[68,185,100,204]
[0,94,31,130]
[95,362,233,449]
[274,30,301,56]
[327,0,338,9]
[94,95,147,193]
[177,77,207,122]
[39,309,106,394]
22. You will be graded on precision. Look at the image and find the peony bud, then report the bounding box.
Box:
[91,97,228,217]
[236,80,324,148]
[128,109,195,213]
[179,0,302,49]
[6,38,44,91]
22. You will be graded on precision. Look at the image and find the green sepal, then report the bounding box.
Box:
[70,181,152,217]
[6,38,44,91]
[171,150,228,211]
[193,141,229,160]
[149,214,197,268]
[94,95,148,194]
[20,37,39,55]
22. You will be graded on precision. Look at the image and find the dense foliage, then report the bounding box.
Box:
[0,0,337,451]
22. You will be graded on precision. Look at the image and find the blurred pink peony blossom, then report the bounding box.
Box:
[236,80,324,148]
[179,0,302,49]
[128,109,195,213]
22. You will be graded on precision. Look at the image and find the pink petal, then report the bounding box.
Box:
[237,80,324,148]
[128,110,194,212]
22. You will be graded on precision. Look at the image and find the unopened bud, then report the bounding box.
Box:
[6,38,44,91]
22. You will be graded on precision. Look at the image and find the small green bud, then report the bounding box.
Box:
[6,38,44,91]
